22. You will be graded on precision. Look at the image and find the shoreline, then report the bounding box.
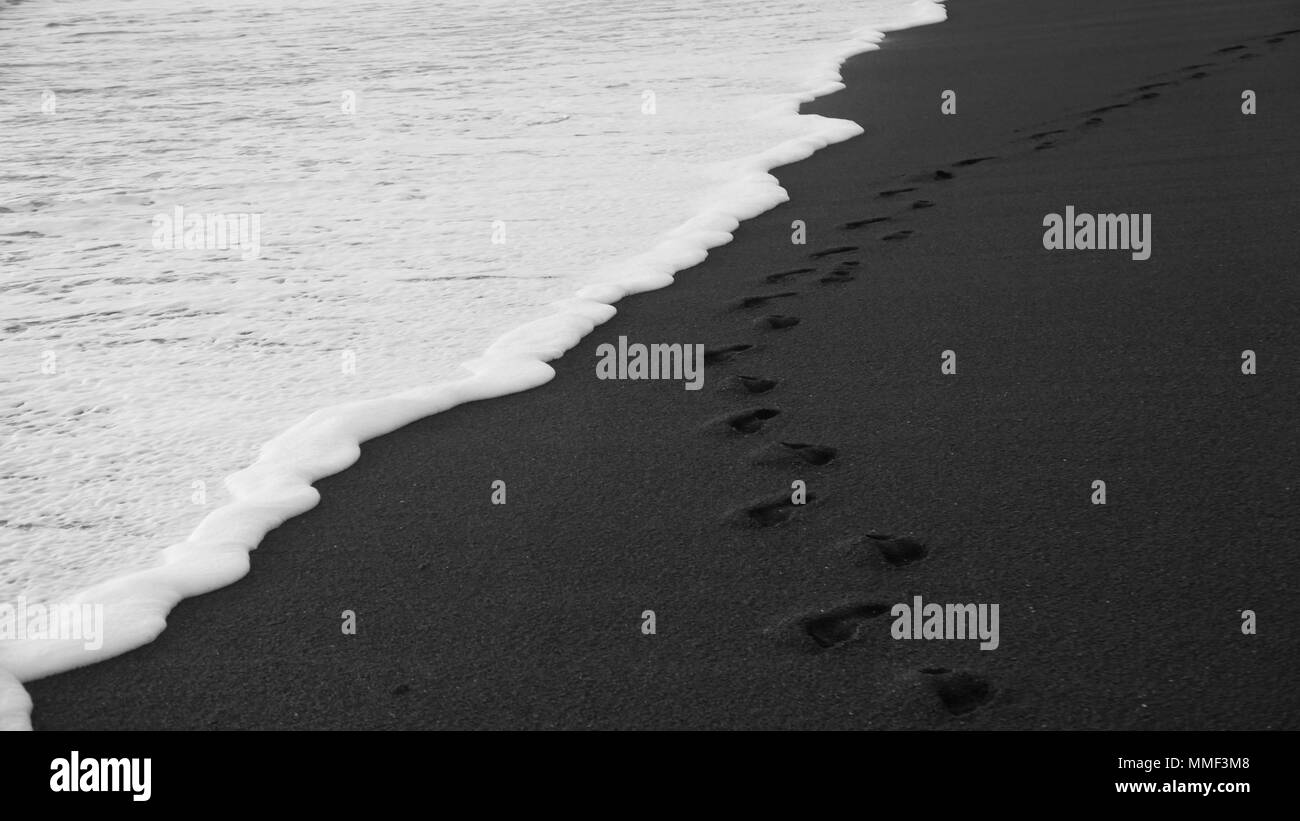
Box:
[0,1,946,730]
[25,0,1300,729]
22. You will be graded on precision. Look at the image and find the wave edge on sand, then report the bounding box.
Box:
[0,0,949,730]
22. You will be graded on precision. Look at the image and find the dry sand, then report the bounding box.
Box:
[28,0,1300,729]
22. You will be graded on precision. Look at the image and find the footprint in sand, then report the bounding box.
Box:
[703,343,753,365]
[716,407,780,434]
[764,267,815,284]
[819,270,855,285]
[820,260,857,283]
[808,245,859,259]
[862,532,929,567]
[800,602,891,648]
[749,440,837,467]
[921,669,994,716]
[841,216,890,230]
[753,314,800,331]
[727,489,818,528]
[952,156,997,166]
[733,374,778,394]
[732,291,798,310]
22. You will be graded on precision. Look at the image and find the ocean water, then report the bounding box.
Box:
[0,0,944,727]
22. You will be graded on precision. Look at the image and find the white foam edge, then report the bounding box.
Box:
[0,0,946,730]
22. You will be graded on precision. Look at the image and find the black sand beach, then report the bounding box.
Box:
[27,0,1300,729]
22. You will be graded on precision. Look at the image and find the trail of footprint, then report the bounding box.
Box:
[728,490,818,528]
[753,314,800,330]
[703,343,753,365]
[1013,38,1279,157]
[802,603,890,648]
[733,292,797,309]
[922,669,994,716]
[747,43,1281,647]
[809,245,859,259]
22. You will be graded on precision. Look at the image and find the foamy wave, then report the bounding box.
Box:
[0,0,946,730]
